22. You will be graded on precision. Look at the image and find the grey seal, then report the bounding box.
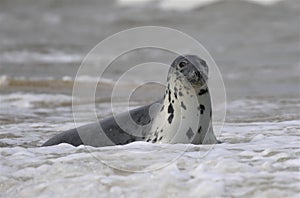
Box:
[42,55,218,147]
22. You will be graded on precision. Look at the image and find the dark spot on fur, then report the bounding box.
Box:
[198,104,205,114]
[168,90,171,102]
[168,114,174,124]
[174,87,178,99]
[210,109,212,118]
[160,105,164,112]
[179,91,183,96]
[159,136,163,141]
[168,104,174,114]
[198,88,208,96]
[181,101,186,110]
[197,126,202,134]
[186,128,194,140]
[152,137,157,143]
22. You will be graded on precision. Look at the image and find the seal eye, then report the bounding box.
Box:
[179,61,187,68]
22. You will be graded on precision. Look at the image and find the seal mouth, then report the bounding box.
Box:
[187,75,208,85]
[188,70,208,86]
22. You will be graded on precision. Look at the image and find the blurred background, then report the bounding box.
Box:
[0,0,299,99]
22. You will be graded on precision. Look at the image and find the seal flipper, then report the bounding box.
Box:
[42,128,83,147]
[201,122,219,144]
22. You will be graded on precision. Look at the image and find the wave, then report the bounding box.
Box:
[0,75,117,88]
[117,0,284,10]
[0,50,82,64]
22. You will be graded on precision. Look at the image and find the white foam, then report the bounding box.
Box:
[160,0,221,10]
[0,75,9,86]
[117,0,284,10]
[74,75,117,85]
[118,0,156,5]
[246,0,283,6]
[0,119,299,197]
[0,92,72,108]
[0,50,82,64]
[62,76,73,82]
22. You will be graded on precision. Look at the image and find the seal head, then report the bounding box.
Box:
[170,55,209,86]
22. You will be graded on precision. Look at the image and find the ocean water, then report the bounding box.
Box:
[0,0,299,197]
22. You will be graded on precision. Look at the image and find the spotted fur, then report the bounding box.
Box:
[146,55,218,145]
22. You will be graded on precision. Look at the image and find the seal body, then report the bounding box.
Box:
[42,101,161,147]
[42,55,218,147]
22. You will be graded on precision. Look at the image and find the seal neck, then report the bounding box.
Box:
[147,77,216,144]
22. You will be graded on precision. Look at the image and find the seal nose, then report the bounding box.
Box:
[193,69,208,83]
[194,70,201,78]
